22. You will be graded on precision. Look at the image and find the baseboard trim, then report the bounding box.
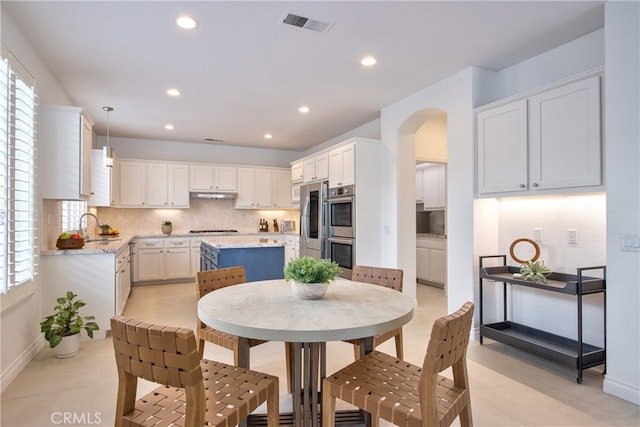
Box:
[603,376,640,405]
[1,337,44,393]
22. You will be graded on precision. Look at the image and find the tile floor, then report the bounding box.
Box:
[2,282,638,426]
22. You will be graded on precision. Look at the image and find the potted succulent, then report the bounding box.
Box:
[40,291,100,358]
[518,260,552,283]
[284,256,340,300]
[161,220,172,235]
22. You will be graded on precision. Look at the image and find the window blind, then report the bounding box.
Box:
[61,201,87,233]
[1,45,37,295]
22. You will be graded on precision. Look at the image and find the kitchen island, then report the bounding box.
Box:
[200,237,285,282]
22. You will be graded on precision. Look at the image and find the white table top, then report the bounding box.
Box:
[197,279,415,343]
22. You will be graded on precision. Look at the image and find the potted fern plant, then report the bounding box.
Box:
[40,291,100,358]
[284,257,340,300]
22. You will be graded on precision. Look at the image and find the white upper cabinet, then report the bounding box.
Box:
[476,74,602,196]
[236,167,291,209]
[39,105,94,200]
[528,76,602,190]
[118,161,147,206]
[477,99,528,194]
[118,160,189,208]
[89,149,112,207]
[419,163,446,210]
[189,164,237,192]
[303,153,329,183]
[291,161,304,183]
[329,143,355,188]
[167,164,190,208]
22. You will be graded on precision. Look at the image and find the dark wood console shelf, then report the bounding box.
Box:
[479,255,606,383]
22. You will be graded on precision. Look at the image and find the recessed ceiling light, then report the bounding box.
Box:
[361,56,377,66]
[166,88,181,97]
[164,124,175,130]
[298,106,310,113]
[264,133,273,139]
[176,15,198,30]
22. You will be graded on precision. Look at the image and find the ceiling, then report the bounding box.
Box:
[2,1,604,152]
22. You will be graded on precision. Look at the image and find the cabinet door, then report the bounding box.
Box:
[254,169,272,208]
[110,159,120,206]
[119,161,147,206]
[136,249,164,281]
[236,168,256,208]
[315,153,329,181]
[415,166,423,203]
[190,247,201,277]
[416,247,430,281]
[165,247,191,280]
[329,144,355,188]
[291,162,304,183]
[168,164,190,208]
[272,169,292,208]
[303,158,316,183]
[214,166,237,191]
[80,113,92,198]
[429,249,446,284]
[146,163,168,207]
[89,149,111,207]
[529,76,601,190]
[477,99,528,194]
[422,163,445,210]
[190,165,214,190]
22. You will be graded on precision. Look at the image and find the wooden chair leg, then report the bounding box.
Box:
[321,382,336,427]
[233,347,239,366]
[353,342,361,359]
[394,330,404,360]
[114,368,137,427]
[267,379,280,427]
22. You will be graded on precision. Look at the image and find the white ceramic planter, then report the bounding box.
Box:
[55,334,80,358]
[161,224,172,235]
[291,281,329,300]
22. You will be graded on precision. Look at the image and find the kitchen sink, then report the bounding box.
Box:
[85,238,122,244]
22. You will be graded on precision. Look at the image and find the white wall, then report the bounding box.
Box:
[415,111,447,163]
[602,1,640,405]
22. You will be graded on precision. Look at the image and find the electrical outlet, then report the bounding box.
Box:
[533,227,543,242]
[568,229,578,245]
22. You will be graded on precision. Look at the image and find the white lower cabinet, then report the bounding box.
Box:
[134,237,191,283]
[416,237,446,285]
[284,234,299,264]
[116,246,131,315]
[191,237,203,277]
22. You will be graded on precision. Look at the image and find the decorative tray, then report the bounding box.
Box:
[99,233,120,237]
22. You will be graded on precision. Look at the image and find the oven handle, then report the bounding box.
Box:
[328,236,354,245]
[328,195,354,204]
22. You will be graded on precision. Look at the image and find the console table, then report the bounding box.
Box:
[479,255,606,383]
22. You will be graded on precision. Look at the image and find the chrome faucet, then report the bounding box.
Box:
[78,213,102,239]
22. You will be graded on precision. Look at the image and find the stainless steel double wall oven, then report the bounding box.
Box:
[327,184,355,279]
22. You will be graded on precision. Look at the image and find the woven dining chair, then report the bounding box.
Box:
[196,266,268,362]
[111,316,279,427]
[323,302,474,427]
[345,265,405,359]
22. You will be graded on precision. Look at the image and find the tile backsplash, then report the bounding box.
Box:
[42,198,299,250]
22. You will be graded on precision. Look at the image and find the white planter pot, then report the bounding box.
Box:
[291,281,329,300]
[162,225,172,235]
[55,334,80,358]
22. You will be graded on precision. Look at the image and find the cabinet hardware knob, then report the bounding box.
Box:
[532,183,539,187]
[519,184,525,188]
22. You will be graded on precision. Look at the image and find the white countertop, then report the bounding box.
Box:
[202,236,286,249]
[197,278,415,342]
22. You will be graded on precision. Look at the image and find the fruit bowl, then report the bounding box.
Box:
[56,238,85,249]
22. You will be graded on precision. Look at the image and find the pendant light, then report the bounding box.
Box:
[102,106,114,168]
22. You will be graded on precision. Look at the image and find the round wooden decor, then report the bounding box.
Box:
[509,238,540,264]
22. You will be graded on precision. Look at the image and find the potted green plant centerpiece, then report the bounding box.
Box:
[40,291,100,358]
[161,220,172,235]
[518,260,552,283]
[284,256,340,300]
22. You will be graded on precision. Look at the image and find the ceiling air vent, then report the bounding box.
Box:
[281,12,333,33]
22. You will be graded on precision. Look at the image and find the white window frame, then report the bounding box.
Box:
[1,44,37,310]
[61,200,87,233]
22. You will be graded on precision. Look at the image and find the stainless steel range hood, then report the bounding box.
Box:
[190,191,237,199]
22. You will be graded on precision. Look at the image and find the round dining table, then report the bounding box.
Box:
[197,278,415,427]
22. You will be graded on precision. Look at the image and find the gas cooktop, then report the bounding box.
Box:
[189,229,238,233]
